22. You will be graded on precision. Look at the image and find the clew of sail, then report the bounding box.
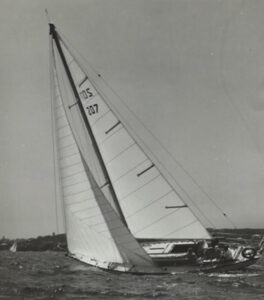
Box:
[57,33,211,240]
[50,28,159,273]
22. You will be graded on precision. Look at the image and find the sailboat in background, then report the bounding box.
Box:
[9,240,17,253]
[49,22,263,273]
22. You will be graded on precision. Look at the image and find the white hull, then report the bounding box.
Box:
[68,251,260,274]
[68,238,261,274]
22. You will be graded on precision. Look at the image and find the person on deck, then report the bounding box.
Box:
[211,238,219,248]
[196,240,208,257]
[221,245,233,261]
[186,247,197,263]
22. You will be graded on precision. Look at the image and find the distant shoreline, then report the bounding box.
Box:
[1,228,263,252]
[0,233,67,252]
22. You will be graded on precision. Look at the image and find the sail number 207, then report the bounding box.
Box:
[86,104,98,115]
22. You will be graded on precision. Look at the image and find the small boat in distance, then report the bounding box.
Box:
[49,22,263,274]
[9,240,17,253]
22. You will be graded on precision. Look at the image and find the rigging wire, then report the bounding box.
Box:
[49,37,60,234]
[219,28,264,193]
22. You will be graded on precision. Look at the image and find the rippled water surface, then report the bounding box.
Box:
[0,251,264,299]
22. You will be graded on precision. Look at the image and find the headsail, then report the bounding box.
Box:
[53,28,210,240]
[50,24,159,273]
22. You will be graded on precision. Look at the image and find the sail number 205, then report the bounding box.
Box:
[80,88,93,99]
[86,104,98,115]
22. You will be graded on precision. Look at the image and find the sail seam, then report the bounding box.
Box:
[56,115,66,121]
[119,174,160,203]
[90,109,111,127]
[58,142,75,150]
[54,92,61,99]
[62,179,88,188]
[163,220,198,237]
[61,170,85,179]
[77,209,114,220]
[98,125,123,146]
[64,186,92,196]
[61,161,82,169]
[58,133,72,140]
[112,159,149,184]
[134,208,181,235]
[55,102,63,109]
[56,110,65,118]
[105,142,136,166]
[72,205,103,215]
[59,152,79,161]
[65,198,91,206]
[126,190,174,219]
[71,201,106,210]
[70,212,115,258]
[72,204,100,213]
[57,124,70,131]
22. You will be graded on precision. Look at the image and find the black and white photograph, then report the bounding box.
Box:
[0,0,264,299]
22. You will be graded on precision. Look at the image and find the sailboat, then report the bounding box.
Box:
[9,240,17,253]
[49,22,263,273]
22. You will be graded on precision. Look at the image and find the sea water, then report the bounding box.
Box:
[0,250,264,300]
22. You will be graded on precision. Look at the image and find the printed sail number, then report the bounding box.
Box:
[79,87,99,116]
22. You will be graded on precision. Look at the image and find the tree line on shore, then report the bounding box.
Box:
[0,228,263,252]
[0,233,67,251]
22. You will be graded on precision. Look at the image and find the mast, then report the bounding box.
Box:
[49,23,128,228]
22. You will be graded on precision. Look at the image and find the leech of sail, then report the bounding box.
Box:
[49,23,128,228]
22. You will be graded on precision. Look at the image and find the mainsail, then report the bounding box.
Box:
[50,24,159,273]
[50,25,210,241]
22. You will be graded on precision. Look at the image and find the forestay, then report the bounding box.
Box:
[51,35,158,273]
[57,34,211,240]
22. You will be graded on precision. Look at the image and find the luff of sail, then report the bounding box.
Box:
[56,31,211,240]
[50,24,160,273]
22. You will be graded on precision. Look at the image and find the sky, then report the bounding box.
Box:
[1,0,264,238]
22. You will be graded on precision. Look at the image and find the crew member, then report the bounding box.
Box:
[221,245,233,261]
